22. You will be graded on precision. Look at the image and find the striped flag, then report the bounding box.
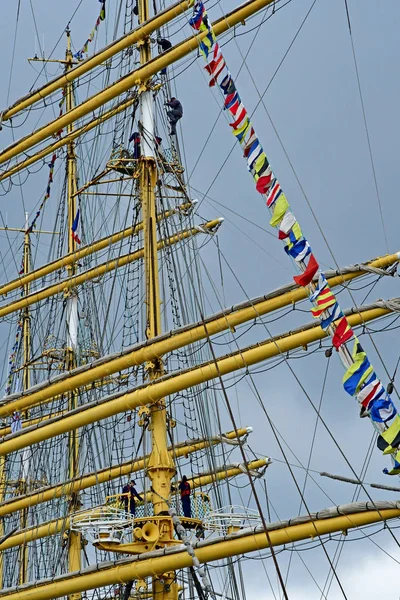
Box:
[270,194,289,228]
[232,119,251,141]
[252,152,268,176]
[205,44,226,86]
[255,171,273,194]
[247,143,262,170]
[243,131,258,156]
[383,450,400,475]
[99,0,106,21]
[265,179,282,208]
[357,378,385,411]
[311,287,336,317]
[229,106,248,130]
[342,340,374,396]
[189,1,205,29]
[309,273,328,302]
[286,238,311,262]
[220,73,236,95]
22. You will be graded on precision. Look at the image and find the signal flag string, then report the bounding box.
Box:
[188,0,400,475]
[74,0,106,61]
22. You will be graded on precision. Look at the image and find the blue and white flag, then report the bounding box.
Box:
[370,396,397,423]
[309,273,328,302]
[286,239,311,262]
[320,302,344,331]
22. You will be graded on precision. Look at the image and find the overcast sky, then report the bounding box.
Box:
[0,0,399,598]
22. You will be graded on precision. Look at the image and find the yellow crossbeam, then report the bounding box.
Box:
[0,411,64,437]
[1,0,194,122]
[114,458,269,508]
[0,202,193,297]
[0,428,250,517]
[0,95,139,183]
[0,458,265,551]
[0,253,397,419]
[0,219,221,318]
[0,302,393,455]
[1,505,399,600]
[0,0,276,167]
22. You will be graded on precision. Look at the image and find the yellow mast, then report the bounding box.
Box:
[64,28,81,596]
[136,0,177,595]
[22,216,31,399]
[0,220,56,587]
[0,215,33,585]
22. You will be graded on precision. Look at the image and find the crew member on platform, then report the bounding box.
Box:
[179,475,191,518]
[165,97,183,136]
[121,479,143,516]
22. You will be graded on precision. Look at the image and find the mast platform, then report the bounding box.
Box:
[106,147,185,177]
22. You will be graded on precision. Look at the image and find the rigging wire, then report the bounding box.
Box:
[205,234,400,582]
[200,335,290,600]
[28,0,86,92]
[223,0,400,409]
[6,0,22,105]
[282,357,331,596]
[342,0,389,253]
[214,237,392,505]
[171,224,305,599]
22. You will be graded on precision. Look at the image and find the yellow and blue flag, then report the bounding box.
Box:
[377,414,400,455]
[269,194,289,227]
[342,340,374,396]
[383,450,400,475]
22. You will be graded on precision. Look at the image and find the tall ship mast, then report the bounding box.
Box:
[0,1,399,598]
